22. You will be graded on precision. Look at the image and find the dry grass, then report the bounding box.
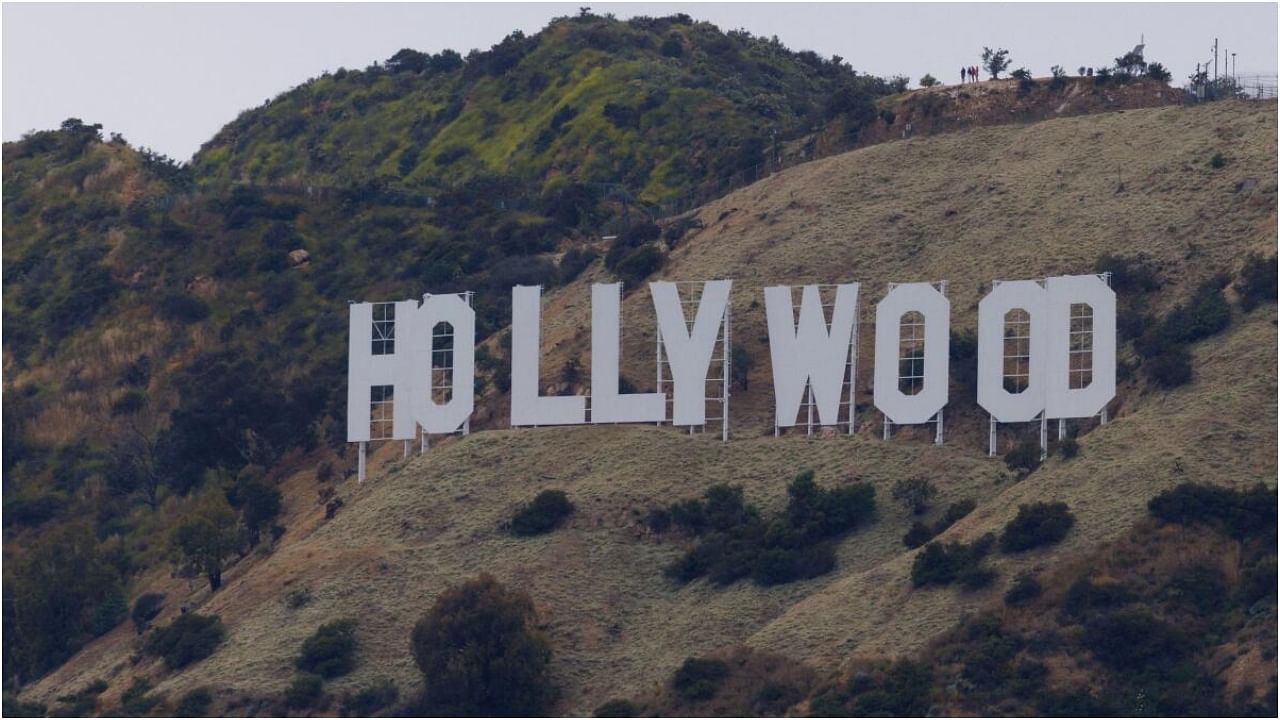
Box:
[21,101,1277,714]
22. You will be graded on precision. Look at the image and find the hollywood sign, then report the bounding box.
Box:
[347,276,1114,479]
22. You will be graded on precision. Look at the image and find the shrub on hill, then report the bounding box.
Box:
[911,534,995,587]
[143,612,225,669]
[175,688,213,717]
[511,489,574,536]
[1236,252,1277,312]
[594,698,642,717]
[410,574,553,716]
[1004,439,1041,473]
[999,502,1075,553]
[158,291,211,324]
[120,677,161,716]
[285,673,325,710]
[296,619,358,679]
[673,657,730,701]
[1004,573,1042,607]
[902,498,975,548]
[891,476,937,515]
[665,472,875,587]
[1148,482,1276,541]
[341,679,399,716]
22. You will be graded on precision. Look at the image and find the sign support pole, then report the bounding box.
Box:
[358,441,367,484]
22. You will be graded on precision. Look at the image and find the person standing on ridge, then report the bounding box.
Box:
[960,66,966,84]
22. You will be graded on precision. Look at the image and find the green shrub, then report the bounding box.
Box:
[645,507,672,532]
[1145,346,1193,387]
[88,589,127,637]
[673,657,729,701]
[342,678,398,716]
[511,489,574,536]
[594,698,641,717]
[1063,576,1137,619]
[1209,152,1226,169]
[175,688,213,717]
[1004,573,1043,607]
[411,574,553,716]
[959,566,999,591]
[1083,607,1186,671]
[285,673,325,710]
[1148,483,1276,541]
[1161,283,1231,345]
[1166,563,1226,615]
[1057,437,1080,459]
[143,613,225,669]
[55,679,108,717]
[891,476,937,515]
[911,536,994,587]
[1000,502,1075,553]
[614,244,665,285]
[121,677,161,716]
[1236,253,1277,312]
[158,291,211,324]
[296,619,358,679]
[846,659,933,716]
[1094,253,1161,294]
[940,499,976,528]
[902,521,934,549]
[1004,439,1042,473]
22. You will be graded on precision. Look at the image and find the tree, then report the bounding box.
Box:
[1115,51,1146,78]
[233,466,282,549]
[981,47,1011,79]
[918,73,939,88]
[297,619,358,678]
[410,574,553,716]
[1146,62,1172,84]
[387,48,429,74]
[171,490,241,592]
[891,476,938,515]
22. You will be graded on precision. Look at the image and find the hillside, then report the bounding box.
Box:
[15,100,1276,715]
[189,11,896,204]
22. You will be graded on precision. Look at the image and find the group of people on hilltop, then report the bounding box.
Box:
[960,65,981,83]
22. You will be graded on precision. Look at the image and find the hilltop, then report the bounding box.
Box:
[14,99,1275,715]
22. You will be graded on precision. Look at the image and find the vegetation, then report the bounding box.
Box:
[341,679,399,716]
[296,619,359,679]
[910,534,996,588]
[285,673,326,710]
[174,687,213,717]
[120,677,162,715]
[673,657,729,701]
[170,490,242,592]
[901,498,975,549]
[981,47,1011,79]
[1236,252,1277,312]
[664,471,876,587]
[142,612,225,669]
[410,574,553,716]
[999,502,1075,552]
[890,476,937,515]
[511,489,575,536]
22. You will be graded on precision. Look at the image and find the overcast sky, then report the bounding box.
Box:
[4,2,1275,160]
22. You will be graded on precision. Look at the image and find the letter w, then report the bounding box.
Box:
[765,284,860,427]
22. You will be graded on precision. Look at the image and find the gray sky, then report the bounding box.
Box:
[4,2,1275,160]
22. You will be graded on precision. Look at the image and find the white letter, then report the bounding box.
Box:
[651,280,732,426]
[1045,275,1116,419]
[347,300,418,441]
[765,284,859,426]
[591,283,665,423]
[873,283,949,425]
[977,280,1048,422]
[510,285,587,426]
[407,294,475,434]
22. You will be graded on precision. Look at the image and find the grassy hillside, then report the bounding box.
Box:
[16,100,1275,715]
[190,11,898,204]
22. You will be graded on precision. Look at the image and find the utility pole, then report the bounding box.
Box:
[1213,38,1218,82]
[1232,52,1237,81]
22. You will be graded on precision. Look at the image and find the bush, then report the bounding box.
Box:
[1004,439,1042,473]
[1094,253,1161,294]
[143,613,225,669]
[285,673,325,710]
[902,521,935,549]
[1057,437,1080,459]
[1063,576,1136,619]
[645,507,672,533]
[296,619,358,679]
[411,574,553,716]
[342,679,398,716]
[175,688,212,717]
[1161,283,1231,346]
[665,473,875,587]
[1148,483,1276,541]
[121,678,161,716]
[959,566,999,591]
[940,499,976,528]
[1145,346,1192,387]
[673,657,729,702]
[1209,152,1226,169]
[1000,503,1075,553]
[1236,253,1277,312]
[1083,607,1186,671]
[158,291,211,324]
[891,476,937,515]
[614,244,665,285]
[1004,574,1043,607]
[87,589,127,637]
[595,698,641,717]
[911,537,993,587]
[511,489,574,536]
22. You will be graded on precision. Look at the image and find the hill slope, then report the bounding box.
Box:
[20,100,1276,714]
